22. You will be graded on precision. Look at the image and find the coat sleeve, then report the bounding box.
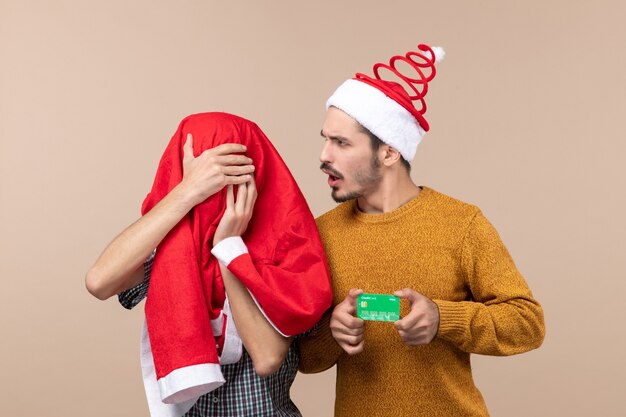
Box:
[434,211,545,356]
[211,222,333,337]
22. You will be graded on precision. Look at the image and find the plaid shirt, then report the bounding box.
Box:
[119,254,303,417]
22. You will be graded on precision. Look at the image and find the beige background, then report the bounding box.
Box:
[1,1,625,416]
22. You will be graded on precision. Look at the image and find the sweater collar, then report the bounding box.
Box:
[352,186,432,223]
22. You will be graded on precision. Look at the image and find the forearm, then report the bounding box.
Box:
[220,263,291,377]
[434,296,545,355]
[440,211,545,355]
[85,184,196,300]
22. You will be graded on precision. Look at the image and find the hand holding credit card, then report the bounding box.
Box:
[357,293,400,322]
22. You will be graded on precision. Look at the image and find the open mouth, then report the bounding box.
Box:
[327,174,340,186]
[320,163,343,182]
[325,169,344,187]
[321,166,343,187]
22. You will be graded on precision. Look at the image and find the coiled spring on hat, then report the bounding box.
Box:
[355,44,440,117]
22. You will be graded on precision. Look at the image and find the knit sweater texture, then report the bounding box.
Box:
[298,187,545,417]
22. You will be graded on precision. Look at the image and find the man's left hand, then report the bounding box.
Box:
[393,288,440,346]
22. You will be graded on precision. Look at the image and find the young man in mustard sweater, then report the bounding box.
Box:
[298,44,545,416]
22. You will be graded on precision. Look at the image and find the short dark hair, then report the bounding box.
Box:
[358,124,411,173]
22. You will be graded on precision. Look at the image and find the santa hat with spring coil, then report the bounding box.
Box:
[326,44,445,163]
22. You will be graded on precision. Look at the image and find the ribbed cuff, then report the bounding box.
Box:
[433,300,468,341]
[211,236,248,266]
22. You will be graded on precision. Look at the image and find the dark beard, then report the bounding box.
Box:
[331,188,362,203]
[330,155,381,203]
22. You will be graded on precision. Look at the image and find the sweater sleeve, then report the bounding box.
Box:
[297,311,344,374]
[434,211,545,356]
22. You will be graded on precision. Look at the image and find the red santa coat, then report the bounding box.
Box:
[139,112,332,416]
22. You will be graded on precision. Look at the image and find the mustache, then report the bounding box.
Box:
[320,163,344,179]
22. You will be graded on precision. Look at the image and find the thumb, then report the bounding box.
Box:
[394,288,419,305]
[346,288,364,305]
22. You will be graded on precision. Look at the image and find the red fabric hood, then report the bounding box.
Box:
[142,112,332,392]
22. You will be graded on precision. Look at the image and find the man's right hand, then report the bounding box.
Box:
[179,133,255,206]
[330,288,365,355]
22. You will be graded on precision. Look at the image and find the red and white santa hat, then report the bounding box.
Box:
[326,44,445,163]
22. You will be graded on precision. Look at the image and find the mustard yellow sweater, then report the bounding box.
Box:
[298,187,545,417]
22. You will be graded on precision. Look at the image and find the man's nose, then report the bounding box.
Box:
[320,140,332,164]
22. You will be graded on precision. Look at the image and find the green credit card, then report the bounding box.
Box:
[357,293,400,322]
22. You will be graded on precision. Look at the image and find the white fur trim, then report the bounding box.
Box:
[158,363,225,404]
[431,46,445,62]
[140,320,224,417]
[219,298,243,364]
[210,310,224,337]
[211,236,248,266]
[208,300,242,364]
[326,79,425,162]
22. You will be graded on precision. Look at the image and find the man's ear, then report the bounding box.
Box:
[381,146,402,167]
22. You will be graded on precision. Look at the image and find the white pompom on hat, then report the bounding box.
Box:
[326,44,444,163]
